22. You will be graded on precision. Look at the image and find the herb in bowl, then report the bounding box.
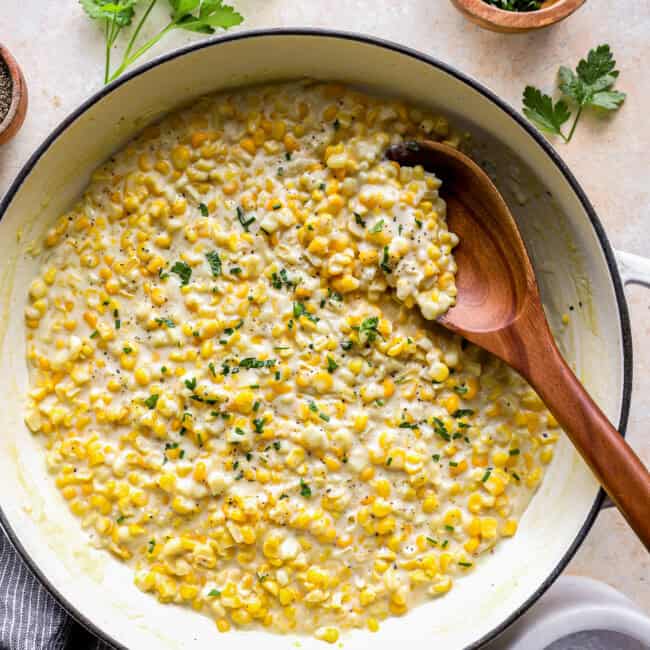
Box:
[483,0,541,10]
[523,44,626,143]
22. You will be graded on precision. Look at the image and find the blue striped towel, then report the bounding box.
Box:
[0,528,112,649]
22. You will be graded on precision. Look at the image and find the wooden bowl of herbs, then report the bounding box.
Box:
[0,43,28,145]
[450,0,586,33]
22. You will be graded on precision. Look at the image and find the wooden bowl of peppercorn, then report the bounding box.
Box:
[0,43,28,145]
[450,0,586,33]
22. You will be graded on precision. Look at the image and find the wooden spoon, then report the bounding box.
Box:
[386,139,650,549]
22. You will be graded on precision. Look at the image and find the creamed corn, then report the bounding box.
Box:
[24,82,559,641]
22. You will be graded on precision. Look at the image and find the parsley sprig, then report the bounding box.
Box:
[81,0,244,84]
[523,44,626,143]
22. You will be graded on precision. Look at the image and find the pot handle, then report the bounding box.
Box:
[615,250,650,287]
[598,250,650,510]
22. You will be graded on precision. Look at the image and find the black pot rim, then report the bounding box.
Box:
[0,27,631,650]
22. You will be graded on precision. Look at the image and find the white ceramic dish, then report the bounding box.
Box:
[0,29,648,650]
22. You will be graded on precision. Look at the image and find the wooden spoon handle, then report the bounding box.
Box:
[522,338,650,550]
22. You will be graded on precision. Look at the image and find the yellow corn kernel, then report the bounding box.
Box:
[502,519,518,537]
[134,368,150,386]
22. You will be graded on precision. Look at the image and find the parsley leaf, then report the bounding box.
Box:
[522,86,572,140]
[171,0,244,34]
[523,44,625,143]
[198,202,209,216]
[170,261,192,285]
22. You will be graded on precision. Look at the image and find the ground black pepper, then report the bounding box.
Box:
[0,57,13,123]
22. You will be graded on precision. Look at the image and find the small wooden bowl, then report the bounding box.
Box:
[450,0,586,33]
[0,43,28,145]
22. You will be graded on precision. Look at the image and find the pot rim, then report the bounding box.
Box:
[0,27,632,650]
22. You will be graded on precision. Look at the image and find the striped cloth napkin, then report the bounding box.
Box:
[0,529,111,649]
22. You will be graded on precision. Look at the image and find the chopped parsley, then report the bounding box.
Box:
[293,301,319,323]
[426,537,438,546]
[299,478,312,498]
[453,384,468,395]
[358,316,380,344]
[208,589,221,597]
[453,408,475,418]
[155,317,175,328]
[236,206,256,231]
[147,539,156,553]
[198,202,209,217]
[271,268,294,290]
[184,377,197,391]
[370,219,384,234]
[144,394,159,410]
[482,469,492,483]
[89,330,99,339]
[380,246,392,273]
[326,356,338,373]
[253,418,266,434]
[206,250,222,276]
[170,261,192,286]
[354,212,366,227]
[239,357,276,369]
[509,448,521,456]
[123,346,132,354]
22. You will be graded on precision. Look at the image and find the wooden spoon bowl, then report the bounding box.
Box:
[0,43,28,146]
[450,0,586,33]
[387,140,650,549]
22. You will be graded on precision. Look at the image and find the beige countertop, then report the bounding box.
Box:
[1,0,648,618]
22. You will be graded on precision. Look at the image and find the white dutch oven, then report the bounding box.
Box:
[0,29,647,650]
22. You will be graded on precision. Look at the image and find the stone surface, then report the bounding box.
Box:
[0,0,648,615]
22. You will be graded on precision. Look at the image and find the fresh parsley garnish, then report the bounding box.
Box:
[208,589,221,597]
[155,317,175,328]
[354,212,366,227]
[380,245,392,273]
[326,356,338,373]
[293,301,319,323]
[239,357,276,369]
[144,394,159,410]
[81,0,244,84]
[206,250,222,276]
[184,377,197,390]
[236,206,256,231]
[299,478,312,498]
[523,44,625,143]
[358,316,380,344]
[370,219,384,234]
[452,409,474,418]
[198,202,209,216]
[170,261,192,285]
[271,268,294,290]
